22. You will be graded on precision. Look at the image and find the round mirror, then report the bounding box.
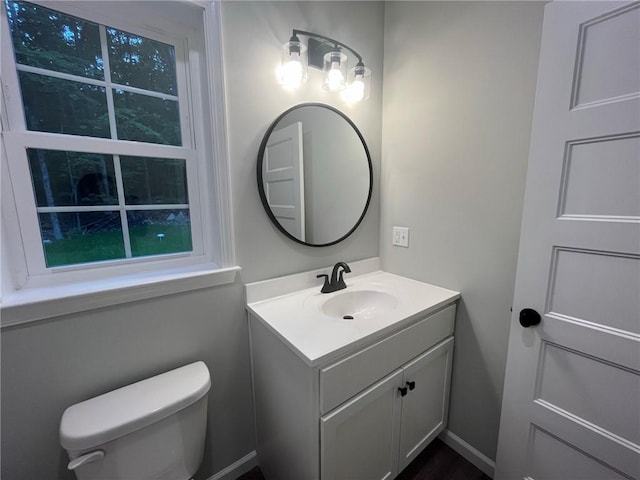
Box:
[257,103,372,246]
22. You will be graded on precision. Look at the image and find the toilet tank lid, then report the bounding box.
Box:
[60,361,210,451]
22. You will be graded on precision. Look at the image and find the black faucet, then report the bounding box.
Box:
[317,262,352,294]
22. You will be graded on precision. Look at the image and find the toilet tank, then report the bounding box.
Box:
[60,361,210,480]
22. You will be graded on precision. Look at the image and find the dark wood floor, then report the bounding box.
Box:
[236,439,491,480]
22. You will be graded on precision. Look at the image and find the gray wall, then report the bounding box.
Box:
[0,2,384,479]
[380,1,544,461]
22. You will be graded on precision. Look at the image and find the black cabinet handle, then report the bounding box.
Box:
[519,308,541,328]
[406,381,416,391]
[398,386,408,397]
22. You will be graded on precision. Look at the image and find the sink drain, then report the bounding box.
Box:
[343,315,354,320]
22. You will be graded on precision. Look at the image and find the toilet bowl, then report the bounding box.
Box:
[60,361,210,480]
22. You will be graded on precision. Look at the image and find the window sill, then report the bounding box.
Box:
[0,264,240,328]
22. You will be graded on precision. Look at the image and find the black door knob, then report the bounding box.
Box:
[406,381,416,391]
[398,386,408,397]
[519,308,541,328]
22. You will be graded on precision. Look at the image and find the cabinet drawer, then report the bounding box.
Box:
[320,304,456,414]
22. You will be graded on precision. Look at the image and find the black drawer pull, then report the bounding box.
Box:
[406,381,416,391]
[398,386,408,397]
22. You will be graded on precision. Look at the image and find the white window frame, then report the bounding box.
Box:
[0,1,237,326]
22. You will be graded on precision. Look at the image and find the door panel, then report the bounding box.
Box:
[549,248,639,335]
[528,427,630,480]
[495,2,640,479]
[320,370,402,480]
[559,134,639,219]
[536,342,639,447]
[397,337,454,473]
[262,121,305,240]
[572,3,640,107]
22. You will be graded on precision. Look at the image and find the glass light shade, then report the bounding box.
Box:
[278,40,307,90]
[322,51,347,92]
[342,64,371,103]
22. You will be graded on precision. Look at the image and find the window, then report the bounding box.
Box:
[1,1,235,309]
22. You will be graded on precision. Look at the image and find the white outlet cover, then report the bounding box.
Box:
[392,227,409,247]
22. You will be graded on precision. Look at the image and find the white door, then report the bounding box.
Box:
[495,2,640,479]
[321,369,402,480]
[398,337,454,472]
[262,122,305,240]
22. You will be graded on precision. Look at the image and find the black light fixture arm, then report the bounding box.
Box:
[291,29,363,64]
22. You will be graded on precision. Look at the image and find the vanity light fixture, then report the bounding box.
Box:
[278,29,371,102]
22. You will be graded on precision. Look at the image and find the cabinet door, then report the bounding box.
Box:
[398,336,454,472]
[321,369,403,480]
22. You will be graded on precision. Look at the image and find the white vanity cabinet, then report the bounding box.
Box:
[248,302,457,480]
[396,337,454,471]
[320,330,454,480]
[321,369,403,480]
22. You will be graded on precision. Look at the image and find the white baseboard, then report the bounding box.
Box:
[439,429,495,478]
[207,451,258,480]
[209,434,492,480]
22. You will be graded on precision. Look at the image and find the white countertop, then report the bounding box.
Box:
[246,269,460,366]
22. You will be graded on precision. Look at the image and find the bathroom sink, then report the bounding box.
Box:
[321,290,398,320]
[247,263,460,365]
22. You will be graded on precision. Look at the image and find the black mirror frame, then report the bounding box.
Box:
[257,103,373,247]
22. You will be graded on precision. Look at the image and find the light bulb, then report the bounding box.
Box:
[343,64,371,102]
[279,38,307,91]
[342,78,365,103]
[323,51,347,92]
[279,54,304,90]
[326,63,345,92]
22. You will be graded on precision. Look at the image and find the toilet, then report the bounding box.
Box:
[59,361,210,480]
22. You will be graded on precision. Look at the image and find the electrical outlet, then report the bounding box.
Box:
[392,227,409,247]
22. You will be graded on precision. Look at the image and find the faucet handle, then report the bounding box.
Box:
[316,274,331,293]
